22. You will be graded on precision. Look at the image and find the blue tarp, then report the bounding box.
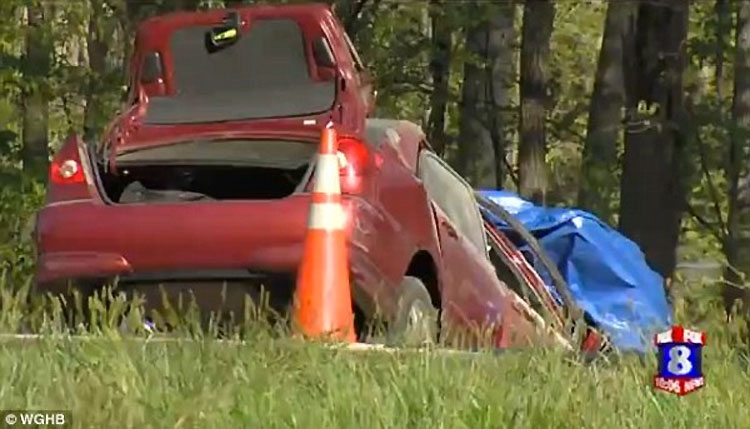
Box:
[478,189,673,353]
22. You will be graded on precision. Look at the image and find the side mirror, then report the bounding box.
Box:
[206,10,241,53]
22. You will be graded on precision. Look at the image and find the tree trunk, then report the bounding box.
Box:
[21,1,51,182]
[619,0,689,279]
[518,0,554,204]
[123,0,154,84]
[84,0,109,142]
[457,14,495,187]
[578,0,637,222]
[457,2,516,188]
[332,0,370,38]
[487,1,516,190]
[715,0,731,99]
[723,0,750,315]
[426,0,452,157]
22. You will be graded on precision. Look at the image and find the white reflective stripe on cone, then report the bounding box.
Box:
[313,154,342,194]
[308,202,346,230]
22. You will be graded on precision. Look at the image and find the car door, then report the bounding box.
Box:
[417,151,540,348]
[485,222,570,348]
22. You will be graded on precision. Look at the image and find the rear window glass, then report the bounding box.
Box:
[171,18,312,95]
[143,19,336,125]
[115,139,317,169]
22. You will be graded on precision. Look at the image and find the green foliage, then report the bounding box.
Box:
[677,0,746,268]
[546,1,606,207]
[357,2,431,123]
[0,176,44,288]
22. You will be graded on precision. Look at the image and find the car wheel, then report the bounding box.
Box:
[387,276,439,348]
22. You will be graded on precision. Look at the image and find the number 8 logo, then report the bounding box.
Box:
[667,345,693,375]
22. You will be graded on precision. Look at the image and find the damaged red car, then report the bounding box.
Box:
[33,3,582,349]
[36,113,580,349]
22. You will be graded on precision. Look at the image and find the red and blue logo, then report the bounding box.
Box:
[653,325,706,396]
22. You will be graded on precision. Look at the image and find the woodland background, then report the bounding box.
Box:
[1,0,750,325]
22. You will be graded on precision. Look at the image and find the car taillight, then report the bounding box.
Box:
[46,135,91,203]
[337,137,369,194]
[50,159,85,184]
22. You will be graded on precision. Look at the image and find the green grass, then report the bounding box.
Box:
[0,329,748,428]
[2,185,750,428]
[0,272,749,427]
[2,271,750,428]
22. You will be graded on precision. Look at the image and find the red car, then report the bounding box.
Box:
[35,113,576,348]
[33,3,575,348]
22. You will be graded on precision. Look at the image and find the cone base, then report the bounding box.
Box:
[293,229,355,342]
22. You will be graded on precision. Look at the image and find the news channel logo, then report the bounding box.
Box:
[1,410,71,427]
[653,325,706,396]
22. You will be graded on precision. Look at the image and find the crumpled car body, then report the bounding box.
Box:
[479,189,673,352]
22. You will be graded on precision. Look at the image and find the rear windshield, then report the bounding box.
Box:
[143,18,336,125]
[115,139,318,169]
[171,19,312,95]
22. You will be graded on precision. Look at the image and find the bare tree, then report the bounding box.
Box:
[426,0,453,157]
[723,0,750,315]
[84,0,111,142]
[619,0,689,279]
[21,0,51,181]
[457,2,516,188]
[578,1,637,222]
[518,0,554,204]
[487,1,517,190]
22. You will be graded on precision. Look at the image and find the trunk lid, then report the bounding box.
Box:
[130,7,343,129]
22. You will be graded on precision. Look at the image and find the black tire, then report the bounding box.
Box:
[387,276,439,347]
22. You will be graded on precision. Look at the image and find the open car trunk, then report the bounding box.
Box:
[99,138,317,204]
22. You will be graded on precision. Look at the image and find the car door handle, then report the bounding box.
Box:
[440,219,458,238]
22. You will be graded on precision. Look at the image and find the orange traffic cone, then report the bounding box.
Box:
[293,123,356,343]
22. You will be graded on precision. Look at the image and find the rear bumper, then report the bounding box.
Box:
[33,196,391,315]
[36,251,132,286]
[35,246,311,288]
